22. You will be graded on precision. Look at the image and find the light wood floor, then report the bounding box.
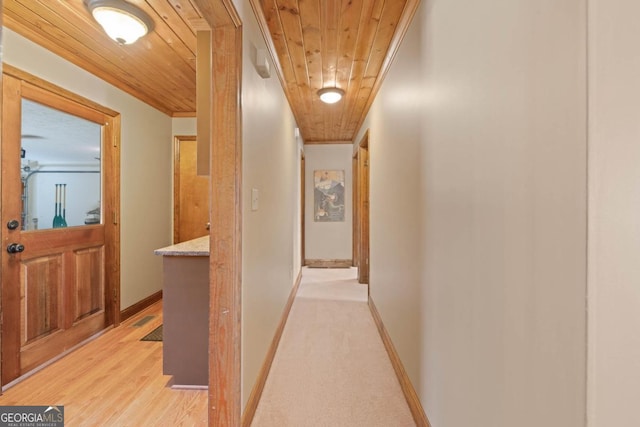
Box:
[0,301,208,426]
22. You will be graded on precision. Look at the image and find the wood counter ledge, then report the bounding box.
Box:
[154,236,209,256]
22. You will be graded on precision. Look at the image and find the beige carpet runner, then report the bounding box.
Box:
[251,267,415,426]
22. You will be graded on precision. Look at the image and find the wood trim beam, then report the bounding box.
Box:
[196,30,212,176]
[104,113,121,327]
[305,259,353,268]
[304,140,353,145]
[241,269,303,426]
[192,0,243,425]
[2,64,119,117]
[207,24,242,427]
[369,298,431,427]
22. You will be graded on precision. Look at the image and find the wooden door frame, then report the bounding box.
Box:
[192,0,243,424]
[0,65,121,387]
[172,134,199,244]
[352,151,359,267]
[356,130,370,284]
[301,151,305,266]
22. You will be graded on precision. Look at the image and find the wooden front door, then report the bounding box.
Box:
[1,70,120,385]
[174,135,209,243]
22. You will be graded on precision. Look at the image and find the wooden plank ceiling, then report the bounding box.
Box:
[252,0,419,143]
[2,0,203,117]
[3,0,419,143]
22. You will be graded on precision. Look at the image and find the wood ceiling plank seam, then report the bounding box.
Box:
[265,0,314,139]
[345,79,374,135]
[168,0,206,22]
[193,0,241,28]
[351,0,419,142]
[143,0,198,60]
[8,0,197,93]
[140,0,199,53]
[334,0,364,85]
[355,0,385,86]
[361,0,405,80]
[291,0,318,130]
[332,0,366,141]
[298,0,322,93]
[337,0,378,136]
[274,0,312,94]
[2,9,181,114]
[258,0,313,140]
[62,0,198,82]
[375,0,420,91]
[320,0,339,89]
[319,0,342,140]
[221,0,243,27]
[68,0,198,85]
[7,0,197,112]
[326,0,347,141]
[314,5,326,140]
[341,0,387,136]
[259,0,290,72]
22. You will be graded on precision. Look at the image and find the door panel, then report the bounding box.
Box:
[74,246,105,321]
[174,136,209,243]
[1,71,118,385]
[23,255,63,345]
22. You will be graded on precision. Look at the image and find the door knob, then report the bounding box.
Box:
[7,243,24,254]
[7,219,19,230]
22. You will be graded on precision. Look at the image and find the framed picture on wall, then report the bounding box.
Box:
[314,170,345,222]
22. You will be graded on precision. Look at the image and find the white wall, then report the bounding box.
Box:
[355,1,587,426]
[27,166,100,229]
[235,0,302,407]
[172,117,196,136]
[588,1,640,425]
[3,28,174,309]
[304,144,352,261]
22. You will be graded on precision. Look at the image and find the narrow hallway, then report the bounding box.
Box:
[251,267,415,426]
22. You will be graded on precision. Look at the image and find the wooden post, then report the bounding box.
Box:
[192,0,243,425]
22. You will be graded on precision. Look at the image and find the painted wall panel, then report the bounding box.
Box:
[236,0,302,407]
[588,0,640,425]
[355,0,587,425]
[304,144,353,261]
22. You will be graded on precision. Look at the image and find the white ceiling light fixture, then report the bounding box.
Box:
[318,87,345,104]
[86,0,154,45]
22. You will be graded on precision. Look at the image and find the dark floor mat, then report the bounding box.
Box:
[140,325,163,342]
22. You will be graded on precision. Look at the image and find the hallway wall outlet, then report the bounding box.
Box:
[251,188,259,211]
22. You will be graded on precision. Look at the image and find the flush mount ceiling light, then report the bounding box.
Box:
[86,0,154,45]
[318,87,345,104]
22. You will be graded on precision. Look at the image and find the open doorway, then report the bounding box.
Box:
[173,135,209,243]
